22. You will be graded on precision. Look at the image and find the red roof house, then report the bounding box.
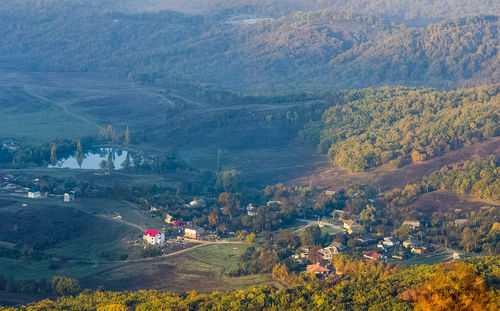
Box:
[144,229,160,237]
[363,251,383,260]
[143,229,165,245]
[173,220,185,227]
[306,264,330,275]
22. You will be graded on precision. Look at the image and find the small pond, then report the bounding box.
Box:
[49,147,129,170]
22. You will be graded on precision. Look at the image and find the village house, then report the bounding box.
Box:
[411,246,427,255]
[184,225,205,239]
[173,220,185,227]
[64,192,75,202]
[331,209,345,220]
[306,264,330,276]
[377,243,386,251]
[403,220,421,229]
[363,251,384,261]
[343,220,363,234]
[382,236,399,247]
[403,236,419,248]
[320,242,346,260]
[455,219,467,226]
[5,183,17,190]
[143,229,165,245]
[247,203,257,216]
[356,236,375,244]
[28,188,41,199]
[164,214,174,223]
[189,199,205,208]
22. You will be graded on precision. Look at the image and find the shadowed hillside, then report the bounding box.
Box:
[0,3,498,93]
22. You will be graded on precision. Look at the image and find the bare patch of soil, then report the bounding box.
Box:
[292,137,500,192]
[407,190,499,217]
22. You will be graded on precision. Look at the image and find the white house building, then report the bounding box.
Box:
[28,189,41,199]
[143,229,165,245]
[247,203,257,216]
[64,192,75,202]
[382,236,399,247]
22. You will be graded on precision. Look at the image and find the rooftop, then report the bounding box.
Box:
[306,264,330,273]
[144,229,161,237]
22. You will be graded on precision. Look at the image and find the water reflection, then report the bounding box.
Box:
[49,148,129,170]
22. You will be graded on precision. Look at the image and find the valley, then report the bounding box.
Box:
[0,1,498,310]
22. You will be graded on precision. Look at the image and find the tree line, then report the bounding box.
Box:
[2,257,498,310]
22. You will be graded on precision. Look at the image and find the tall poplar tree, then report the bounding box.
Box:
[50,144,57,166]
[125,125,130,145]
[76,139,83,168]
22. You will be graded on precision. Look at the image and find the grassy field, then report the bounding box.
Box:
[81,243,269,292]
[0,167,178,189]
[0,192,164,281]
[0,190,268,292]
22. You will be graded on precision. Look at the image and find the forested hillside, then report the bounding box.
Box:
[301,85,500,172]
[3,257,499,310]
[0,2,498,93]
[424,155,500,201]
[66,0,500,21]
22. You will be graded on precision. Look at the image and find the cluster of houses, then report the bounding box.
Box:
[1,174,76,202]
[144,220,206,245]
[291,241,347,277]
[1,138,18,153]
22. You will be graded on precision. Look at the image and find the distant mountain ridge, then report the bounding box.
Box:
[0,2,498,93]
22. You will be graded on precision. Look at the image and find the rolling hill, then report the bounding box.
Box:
[0,3,498,93]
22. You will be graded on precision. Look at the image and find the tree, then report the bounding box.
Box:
[121,152,131,171]
[359,204,376,230]
[219,192,240,219]
[107,159,115,170]
[107,153,115,170]
[276,233,300,249]
[50,144,57,166]
[460,227,479,254]
[99,160,107,170]
[208,212,219,227]
[76,139,83,168]
[395,224,413,241]
[51,276,80,296]
[125,125,130,145]
[272,263,289,284]
[246,233,255,245]
[301,225,322,247]
[409,262,495,311]
[106,125,113,140]
[307,246,323,264]
[257,249,278,273]
[216,170,242,193]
